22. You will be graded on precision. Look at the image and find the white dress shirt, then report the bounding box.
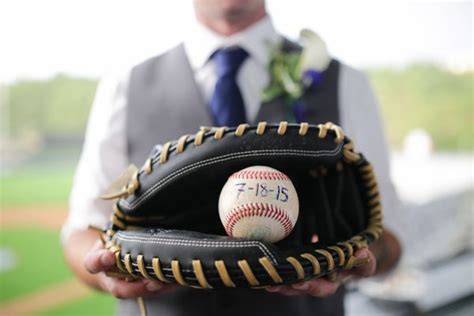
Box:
[62,16,401,243]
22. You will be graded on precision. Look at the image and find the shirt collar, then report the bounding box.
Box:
[184,15,282,70]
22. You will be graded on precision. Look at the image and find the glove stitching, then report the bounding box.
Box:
[114,234,279,264]
[121,144,343,211]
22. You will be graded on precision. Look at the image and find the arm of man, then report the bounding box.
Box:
[61,70,176,298]
[266,64,402,297]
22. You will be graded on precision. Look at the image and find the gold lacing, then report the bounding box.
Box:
[159,142,172,164]
[370,204,382,215]
[299,122,309,135]
[113,203,164,224]
[344,256,357,269]
[342,141,361,162]
[350,235,369,249]
[369,195,381,206]
[192,260,213,289]
[171,260,187,286]
[137,297,147,316]
[214,127,226,140]
[327,246,346,267]
[337,241,354,258]
[111,214,126,230]
[107,121,384,288]
[317,122,344,143]
[277,121,288,135]
[367,184,379,196]
[125,253,136,275]
[214,260,236,288]
[238,260,259,286]
[301,253,321,275]
[176,135,190,153]
[315,249,335,272]
[194,130,206,145]
[109,171,140,198]
[235,124,250,136]
[256,122,267,135]
[144,158,153,174]
[115,250,127,273]
[152,258,169,283]
[259,257,283,283]
[137,255,153,280]
[286,256,305,280]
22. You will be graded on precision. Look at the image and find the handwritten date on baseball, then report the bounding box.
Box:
[234,182,289,202]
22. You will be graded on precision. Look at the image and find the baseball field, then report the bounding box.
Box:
[0,164,115,315]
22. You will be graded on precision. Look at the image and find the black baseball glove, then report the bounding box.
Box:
[100,122,383,289]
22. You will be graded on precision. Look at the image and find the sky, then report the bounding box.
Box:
[0,0,472,83]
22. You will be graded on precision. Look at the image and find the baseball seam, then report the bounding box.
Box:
[230,170,290,181]
[225,203,294,237]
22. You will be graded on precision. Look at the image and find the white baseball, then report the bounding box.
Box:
[218,166,299,243]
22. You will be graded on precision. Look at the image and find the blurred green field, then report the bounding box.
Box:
[0,229,73,303]
[0,229,115,314]
[0,160,116,313]
[1,166,74,207]
[37,294,115,316]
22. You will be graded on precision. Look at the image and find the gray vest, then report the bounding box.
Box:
[121,43,344,316]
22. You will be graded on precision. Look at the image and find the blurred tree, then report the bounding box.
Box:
[6,75,96,139]
[368,64,473,151]
[3,65,472,151]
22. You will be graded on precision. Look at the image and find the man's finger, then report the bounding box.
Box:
[265,286,303,296]
[102,277,178,299]
[350,248,376,277]
[292,278,339,297]
[84,248,116,274]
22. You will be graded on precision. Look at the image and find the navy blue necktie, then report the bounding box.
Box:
[209,47,248,126]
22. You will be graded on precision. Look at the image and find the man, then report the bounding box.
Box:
[62,0,401,315]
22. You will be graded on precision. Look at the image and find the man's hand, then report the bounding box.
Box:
[63,229,178,299]
[265,247,376,297]
[83,240,178,299]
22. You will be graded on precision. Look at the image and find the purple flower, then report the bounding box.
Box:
[302,69,323,89]
[292,100,305,123]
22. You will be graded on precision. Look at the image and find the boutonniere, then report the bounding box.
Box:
[262,29,330,122]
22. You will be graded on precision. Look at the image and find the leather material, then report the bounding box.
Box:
[117,124,367,246]
[114,227,349,288]
[110,123,383,290]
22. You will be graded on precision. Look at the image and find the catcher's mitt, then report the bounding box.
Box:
[101,121,383,289]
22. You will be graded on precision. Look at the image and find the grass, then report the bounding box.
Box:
[0,227,115,314]
[0,166,74,208]
[0,229,72,303]
[38,293,115,316]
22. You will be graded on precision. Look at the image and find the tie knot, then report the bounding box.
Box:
[213,47,248,77]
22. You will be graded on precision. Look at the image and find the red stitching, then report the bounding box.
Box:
[230,170,290,181]
[224,203,294,237]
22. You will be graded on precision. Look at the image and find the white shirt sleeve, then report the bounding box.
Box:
[339,64,403,238]
[61,69,131,243]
